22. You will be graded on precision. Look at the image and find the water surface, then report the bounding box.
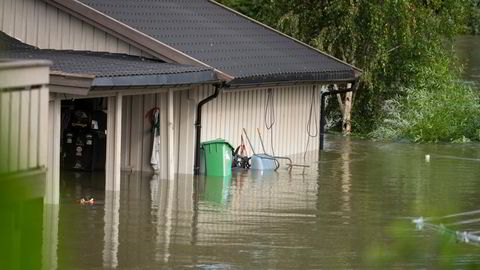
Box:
[51,136,480,269]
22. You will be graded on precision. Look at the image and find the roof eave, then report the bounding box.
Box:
[49,71,94,95]
[0,59,52,89]
[226,79,357,90]
[92,70,219,88]
[226,70,357,89]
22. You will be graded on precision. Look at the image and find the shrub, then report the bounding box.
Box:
[371,54,480,142]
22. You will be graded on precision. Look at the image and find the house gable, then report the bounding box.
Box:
[0,0,152,57]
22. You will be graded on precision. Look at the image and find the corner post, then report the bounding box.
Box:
[167,89,175,180]
[106,94,122,191]
[320,81,357,150]
[46,96,61,204]
[320,92,327,150]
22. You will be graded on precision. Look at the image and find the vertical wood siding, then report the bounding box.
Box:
[46,96,60,204]
[122,85,323,175]
[121,91,193,177]
[0,86,49,174]
[0,0,153,57]
[193,84,323,162]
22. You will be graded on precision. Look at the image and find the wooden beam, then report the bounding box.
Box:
[334,84,345,116]
[342,83,353,135]
[105,94,122,191]
[45,98,61,204]
[105,97,115,190]
[113,94,122,190]
[167,89,175,180]
[0,60,51,88]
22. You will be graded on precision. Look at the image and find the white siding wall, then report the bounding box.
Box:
[121,90,196,177]
[0,86,48,174]
[195,84,323,161]
[46,96,60,204]
[0,0,152,57]
[122,85,323,176]
[0,61,49,175]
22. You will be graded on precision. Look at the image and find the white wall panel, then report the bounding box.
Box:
[195,85,323,163]
[122,92,172,177]
[28,89,39,168]
[8,91,20,172]
[121,89,198,176]
[0,0,153,57]
[0,65,49,174]
[46,97,61,204]
[0,91,9,172]
[121,85,324,175]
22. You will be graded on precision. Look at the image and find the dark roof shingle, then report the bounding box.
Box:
[79,0,358,85]
[0,32,217,87]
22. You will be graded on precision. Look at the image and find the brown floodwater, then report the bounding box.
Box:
[46,135,480,269]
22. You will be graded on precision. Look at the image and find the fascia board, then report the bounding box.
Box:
[49,72,94,95]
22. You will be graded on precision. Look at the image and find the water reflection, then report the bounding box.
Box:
[103,191,119,269]
[53,137,480,269]
[340,137,352,222]
[57,171,105,269]
[198,176,232,205]
[156,175,174,263]
[42,204,59,270]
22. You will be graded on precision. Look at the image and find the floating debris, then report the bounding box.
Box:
[412,210,480,246]
[412,216,425,230]
[80,198,95,205]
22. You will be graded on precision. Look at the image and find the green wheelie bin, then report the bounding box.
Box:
[200,139,234,176]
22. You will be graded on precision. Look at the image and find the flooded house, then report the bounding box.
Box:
[0,0,360,204]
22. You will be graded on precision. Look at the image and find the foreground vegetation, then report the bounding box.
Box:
[219,0,480,143]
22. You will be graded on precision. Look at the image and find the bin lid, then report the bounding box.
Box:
[201,139,234,150]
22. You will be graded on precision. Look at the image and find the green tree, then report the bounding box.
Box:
[219,0,480,142]
[466,0,480,34]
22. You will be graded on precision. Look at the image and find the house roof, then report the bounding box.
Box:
[0,32,218,88]
[75,0,360,86]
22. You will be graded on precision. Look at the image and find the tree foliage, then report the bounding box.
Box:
[465,0,480,34]
[218,0,480,142]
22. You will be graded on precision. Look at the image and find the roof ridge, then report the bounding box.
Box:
[208,0,363,76]
[44,0,360,85]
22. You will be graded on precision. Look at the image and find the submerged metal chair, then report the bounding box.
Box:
[242,128,310,172]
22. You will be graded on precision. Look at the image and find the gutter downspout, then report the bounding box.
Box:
[194,84,222,175]
[320,81,358,150]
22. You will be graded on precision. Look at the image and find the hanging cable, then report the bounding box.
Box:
[264,88,276,156]
[304,85,319,161]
